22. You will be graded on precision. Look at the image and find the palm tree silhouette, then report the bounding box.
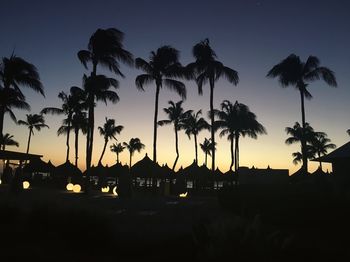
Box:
[41,86,85,162]
[267,54,337,173]
[123,138,145,168]
[71,111,88,167]
[285,122,315,167]
[18,114,49,154]
[98,118,123,165]
[347,129,350,136]
[78,28,133,169]
[135,46,187,163]
[158,100,190,170]
[110,142,125,164]
[187,39,239,171]
[0,133,19,150]
[200,138,215,167]
[82,74,119,168]
[215,101,266,172]
[0,54,44,138]
[182,110,209,164]
[310,132,336,170]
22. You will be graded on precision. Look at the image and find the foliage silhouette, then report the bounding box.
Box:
[78,28,133,170]
[158,100,190,170]
[135,45,187,163]
[110,142,125,164]
[182,110,210,164]
[41,86,85,162]
[0,54,43,138]
[268,54,337,172]
[18,114,49,154]
[0,133,19,150]
[98,117,123,165]
[200,138,215,167]
[187,39,239,171]
[215,100,266,171]
[123,138,145,168]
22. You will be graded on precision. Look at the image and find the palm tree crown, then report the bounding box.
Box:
[187,39,239,171]
[110,142,125,163]
[0,133,19,150]
[135,45,187,163]
[98,118,123,165]
[123,138,145,168]
[0,54,43,138]
[200,138,215,167]
[18,114,49,154]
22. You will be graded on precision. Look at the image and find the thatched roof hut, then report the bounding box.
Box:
[23,158,52,173]
[131,153,162,178]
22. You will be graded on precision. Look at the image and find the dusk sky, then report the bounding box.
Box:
[1,0,349,173]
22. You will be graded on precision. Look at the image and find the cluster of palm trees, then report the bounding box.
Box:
[0,27,344,174]
[285,122,336,170]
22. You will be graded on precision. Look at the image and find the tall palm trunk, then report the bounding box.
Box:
[117,152,120,163]
[26,128,33,154]
[74,128,79,167]
[299,89,308,173]
[0,106,4,140]
[209,78,215,171]
[204,152,208,166]
[129,151,132,168]
[153,84,160,163]
[86,99,94,169]
[65,114,72,162]
[318,153,322,170]
[234,133,240,172]
[230,136,234,171]
[99,139,108,165]
[172,127,179,170]
[194,134,198,164]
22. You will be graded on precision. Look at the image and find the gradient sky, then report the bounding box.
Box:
[1,0,349,173]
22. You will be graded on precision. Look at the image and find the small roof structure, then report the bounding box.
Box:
[131,153,162,178]
[54,161,82,178]
[23,158,52,173]
[181,160,200,179]
[108,162,129,177]
[313,141,350,163]
[0,150,42,161]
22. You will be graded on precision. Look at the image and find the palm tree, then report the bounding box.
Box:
[0,133,19,150]
[18,114,49,154]
[110,142,125,163]
[215,101,266,172]
[182,110,209,164]
[41,86,85,162]
[0,54,44,138]
[82,74,120,169]
[187,39,239,171]
[310,132,336,169]
[71,111,88,167]
[98,118,123,165]
[200,138,215,167]
[135,46,187,163]
[158,100,190,170]
[285,122,315,168]
[78,28,133,170]
[123,138,145,168]
[267,54,337,172]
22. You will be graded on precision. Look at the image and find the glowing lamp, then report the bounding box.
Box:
[179,192,188,198]
[0,179,2,185]
[112,186,118,196]
[66,183,74,191]
[23,181,30,189]
[73,184,81,193]
[101,186,110,193]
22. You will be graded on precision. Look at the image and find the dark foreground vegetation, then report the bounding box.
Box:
[1,184,350,261]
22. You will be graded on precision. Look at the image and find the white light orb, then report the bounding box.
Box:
[66,183,74,191]
[112,186,118,196]
[73,184,81,193]
[101,186,110,193]
[23,181,30,189]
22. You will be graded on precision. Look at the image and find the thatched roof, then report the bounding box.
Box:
[108,162,129,177]
[181,160,200,178]
[131,154,162,178]
[54,161,82,178]
[23,158,52,173]
[313,141,350,163]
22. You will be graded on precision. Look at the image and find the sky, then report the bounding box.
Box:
[1,0,349,173]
